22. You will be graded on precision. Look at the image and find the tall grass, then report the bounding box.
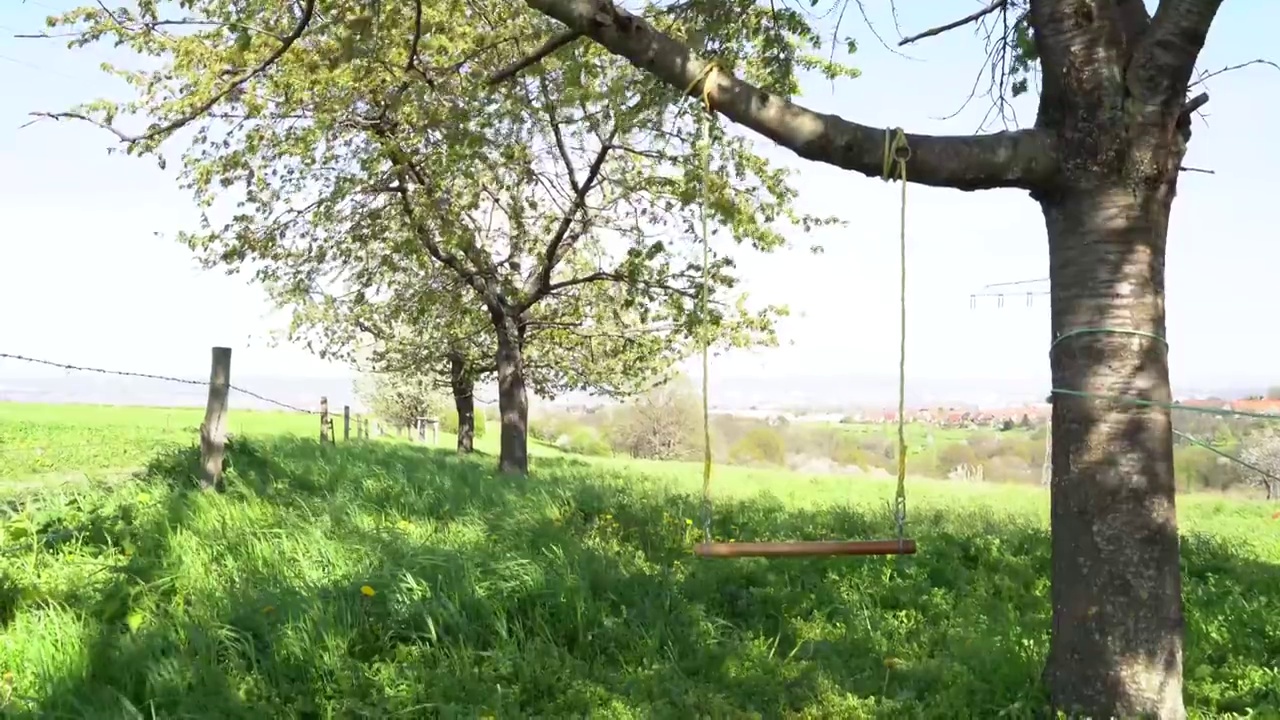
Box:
[0,405,1277,717]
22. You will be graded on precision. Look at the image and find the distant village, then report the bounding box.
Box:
[711,395,1280,431]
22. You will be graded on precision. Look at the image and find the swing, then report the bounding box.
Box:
[685,65,917,559]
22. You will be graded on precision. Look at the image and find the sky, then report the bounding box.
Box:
[1,1,1278,396]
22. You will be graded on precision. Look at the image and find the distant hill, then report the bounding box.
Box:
[0,374,366,414]
[0,372,1267,415]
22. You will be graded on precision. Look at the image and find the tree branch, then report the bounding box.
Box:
[486,29,582,85]
[520,126,617,310]
[898,0,1007,47]
[1129,0,1225,107]
[27,0,316,147]
[1189,58,1280,89]
[521,0,1058,191]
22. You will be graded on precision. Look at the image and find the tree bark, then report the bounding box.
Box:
[448,351,476,454]
[494,312,530,475]
[1041,184,1185,718]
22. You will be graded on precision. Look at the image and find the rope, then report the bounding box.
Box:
[686,63,720,544]
[1044,328,1280,420]
[1047,328,1280,492]
[882,128,911,544]
[1049,327,1168,353]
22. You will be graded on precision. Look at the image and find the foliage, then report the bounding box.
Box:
[1,407,1278,716]
[729,426,785,466]
[355,372,447,430]
[38,0,843,414]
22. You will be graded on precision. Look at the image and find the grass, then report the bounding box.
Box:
[1,403,1278,718]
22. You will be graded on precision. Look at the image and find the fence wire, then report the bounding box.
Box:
[0,352,318,414]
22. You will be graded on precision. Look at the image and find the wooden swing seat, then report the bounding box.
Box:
[694,538,917,558]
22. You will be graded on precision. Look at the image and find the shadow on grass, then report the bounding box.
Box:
[2,437,1277,718]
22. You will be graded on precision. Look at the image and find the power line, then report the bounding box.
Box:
[0,352,317,414]
[980,276,1048,290]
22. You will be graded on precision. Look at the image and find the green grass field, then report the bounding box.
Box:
[1,403,1278,717]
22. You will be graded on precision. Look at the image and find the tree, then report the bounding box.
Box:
[355,371,447,433]
[1238,435,1280,501]
[503,0,1243,716]
[609,375,701,459]
[279,260,494,453]
[31,1,827,476]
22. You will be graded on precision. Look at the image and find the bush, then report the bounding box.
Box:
[936,442,980,474]
[1174,445,1219,492]
[558,426,612,457]
[984,454,1038,484]
[730,427,786,466]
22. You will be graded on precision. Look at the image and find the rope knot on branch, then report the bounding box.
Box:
[881,127,911,182]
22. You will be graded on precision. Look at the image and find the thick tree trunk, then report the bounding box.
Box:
[494,313,529,475]
[1041,185,1186,718]
[448,351,476,454]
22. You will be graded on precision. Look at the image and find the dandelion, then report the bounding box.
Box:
[360,585,376,597]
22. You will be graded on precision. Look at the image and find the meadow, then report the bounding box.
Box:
[1,403,1278,718]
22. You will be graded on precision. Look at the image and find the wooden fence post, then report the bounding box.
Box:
[199,346,232,491]
[343,405,351,441]
[320,397,331,443]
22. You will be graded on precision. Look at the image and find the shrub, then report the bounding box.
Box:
[730,427,786,466]
[558,426,613,457]
[936,442,980,474]
[1174,445,1219,492]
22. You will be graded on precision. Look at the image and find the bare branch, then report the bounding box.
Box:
[522,0,1058,191]
[898,0,1007,47]
[1189,58,1280,89]
[486,29,582,85]
[27,0,316,148]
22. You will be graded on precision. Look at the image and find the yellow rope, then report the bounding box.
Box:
[686,63,720,543]
[882,128,911,542]
[685,68,911,546]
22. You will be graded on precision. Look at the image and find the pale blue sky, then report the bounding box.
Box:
[2,1,1277,391]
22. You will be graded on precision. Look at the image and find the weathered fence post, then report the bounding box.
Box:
[320,397,331,444]
[343,405,351,441]
[199,346,232,491]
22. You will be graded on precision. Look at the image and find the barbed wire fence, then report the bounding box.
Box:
[0,348,394,486]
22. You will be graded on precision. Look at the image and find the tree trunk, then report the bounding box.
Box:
[448,351,476,454]
[494,312,529,475]
[1041,185,1186,718]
